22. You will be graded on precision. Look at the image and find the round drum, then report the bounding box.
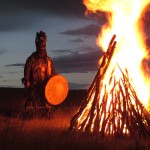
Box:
[45,74,69,105]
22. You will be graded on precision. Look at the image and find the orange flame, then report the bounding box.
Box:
[83,0,150,110]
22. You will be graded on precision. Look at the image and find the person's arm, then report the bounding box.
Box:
[24,57,32,88]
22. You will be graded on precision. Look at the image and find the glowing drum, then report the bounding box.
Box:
[45,74,69,105]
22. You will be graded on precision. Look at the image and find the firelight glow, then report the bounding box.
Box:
[83,0,150,110]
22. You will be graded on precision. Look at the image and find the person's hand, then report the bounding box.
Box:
[26,82,30,88]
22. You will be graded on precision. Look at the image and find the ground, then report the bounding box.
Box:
[0,88,150,150]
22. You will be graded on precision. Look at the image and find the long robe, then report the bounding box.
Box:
[24,51,55,107]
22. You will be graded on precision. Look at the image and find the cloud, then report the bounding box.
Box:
[0,0,87,32]
[0,0,105,33]
[69,82,89,89]
[51,49,73,55]
[53,48,102,74]
[69,38,84,43]
[0,0,85,17]
[5,63,24,67]
[60,24,100,36]
[0,50,6,55]
[2,80,7,83]
[4,46,102,74]
[0,13,44,31]
[9,71,21,74]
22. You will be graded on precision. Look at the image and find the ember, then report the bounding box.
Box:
[70,0,150,138]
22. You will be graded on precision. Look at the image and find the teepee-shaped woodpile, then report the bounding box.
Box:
[70,35,150,138]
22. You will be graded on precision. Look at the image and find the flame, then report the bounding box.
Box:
[83,0,150,110]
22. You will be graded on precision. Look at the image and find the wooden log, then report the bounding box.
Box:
[70,34,117,131]
[117,80,126,136]
[87,34,117,96]
[85,77,100,132]
[70,33,150,138]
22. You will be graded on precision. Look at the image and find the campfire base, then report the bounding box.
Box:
[70,35,150,138]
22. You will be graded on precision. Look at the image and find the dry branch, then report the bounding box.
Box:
[70,34,150,138]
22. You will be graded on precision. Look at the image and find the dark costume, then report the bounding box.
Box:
[23,31,55,108]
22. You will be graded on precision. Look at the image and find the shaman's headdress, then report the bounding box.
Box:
[35,31,47,43]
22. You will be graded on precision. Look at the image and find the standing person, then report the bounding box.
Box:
[23,31,55,108]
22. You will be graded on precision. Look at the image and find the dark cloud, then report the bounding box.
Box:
[69,82,89,89]
[0,76,2,78]
[5,63,24,67]
[0,0,87,32]
[53,48,102,74]
[0,0,106,32]
[2,80,7,82]
[60,24,100,37]
[0,50,6,55]
[0,0,85,17]
[69,38,84,43]
[51,49,73,55]
[9,71,20,74]
[4,47,102,74]
[0,14,42,31]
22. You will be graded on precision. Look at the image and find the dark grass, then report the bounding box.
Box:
[0,88,150,150]
[1,113,150,150]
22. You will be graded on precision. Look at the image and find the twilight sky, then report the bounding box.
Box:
[0,0,104,89]
[0,0,150,89]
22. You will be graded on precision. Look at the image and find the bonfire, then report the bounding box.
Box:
[70,0,150,138]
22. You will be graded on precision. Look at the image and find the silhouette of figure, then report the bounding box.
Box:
[23,31,55,108]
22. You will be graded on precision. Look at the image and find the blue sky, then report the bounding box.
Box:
[0,0,150,89]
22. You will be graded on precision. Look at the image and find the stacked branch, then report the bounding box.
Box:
[70,35,150,138]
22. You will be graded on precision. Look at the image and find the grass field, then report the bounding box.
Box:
[0,88,150,150]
